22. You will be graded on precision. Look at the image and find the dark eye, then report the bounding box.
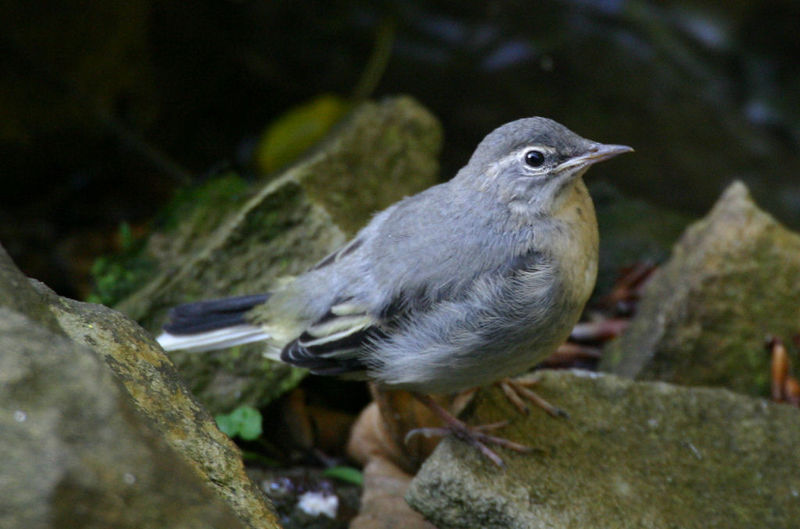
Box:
[524,150,545,167]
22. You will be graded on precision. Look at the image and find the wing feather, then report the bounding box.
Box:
[280,299,388,375]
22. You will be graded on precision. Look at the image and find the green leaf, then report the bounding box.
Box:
[215,413,237,438]
[215,405,263,441]
[323,466,363,486]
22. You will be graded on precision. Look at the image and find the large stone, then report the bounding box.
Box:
[601,181,800,396]
[114,96,442,412]
[0,245,280,529]
[0,307,245,529]
[407,370,800,529]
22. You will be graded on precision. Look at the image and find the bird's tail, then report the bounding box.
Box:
[157,293,272,353]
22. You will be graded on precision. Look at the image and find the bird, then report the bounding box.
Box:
[157,117,632,466]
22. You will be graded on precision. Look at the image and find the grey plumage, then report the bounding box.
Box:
[158,117,631,395]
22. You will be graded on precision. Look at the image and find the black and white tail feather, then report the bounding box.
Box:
[157,292,383,378]
[157,294,273,353]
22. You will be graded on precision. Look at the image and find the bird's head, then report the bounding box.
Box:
[461,117,632,215]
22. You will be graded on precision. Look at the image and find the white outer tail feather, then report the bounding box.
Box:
[156,324,271,353]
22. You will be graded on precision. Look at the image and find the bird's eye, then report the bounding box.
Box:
[524,150,545,168]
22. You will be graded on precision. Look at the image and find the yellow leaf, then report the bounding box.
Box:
[254,94,349,174]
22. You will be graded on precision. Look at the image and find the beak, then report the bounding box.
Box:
[556,143,634,172]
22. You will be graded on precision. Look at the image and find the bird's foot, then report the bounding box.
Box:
[406,393,531,467]
[497,376,568,418]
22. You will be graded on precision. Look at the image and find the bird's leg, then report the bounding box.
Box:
[497,376,568,418]
[404,392,531,467]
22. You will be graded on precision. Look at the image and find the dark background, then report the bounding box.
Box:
[3,0,799,299]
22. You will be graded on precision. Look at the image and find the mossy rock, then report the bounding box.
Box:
[0,245,278,529]
[602,182,800,396]
[408,370,800,529]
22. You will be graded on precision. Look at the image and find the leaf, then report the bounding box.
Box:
[254,94,349,174]
[323,465,364,486]
[215,405,263,441]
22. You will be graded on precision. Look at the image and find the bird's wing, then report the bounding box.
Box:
[278,185,522,376]
[279,298,387,376]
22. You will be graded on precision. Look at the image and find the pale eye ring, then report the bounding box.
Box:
[524,150,545,167]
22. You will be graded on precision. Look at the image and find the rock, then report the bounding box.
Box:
[0,235,63,334]
[406,370,800,529]
[40,284,281,528]
[601,181,800,395]
[0,245,279,529]
[115,96,442,413]
[350,457,437,529]
[0,308,245,529]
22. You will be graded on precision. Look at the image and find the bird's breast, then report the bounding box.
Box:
[549,179,599,310]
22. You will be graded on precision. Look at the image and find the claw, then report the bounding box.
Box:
[498,377,568,418]
[409,392,531,467]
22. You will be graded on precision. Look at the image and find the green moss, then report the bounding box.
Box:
[236,181,303,242]
[158,172,252,233]
[88,222,156,306]
[88,173,253,306]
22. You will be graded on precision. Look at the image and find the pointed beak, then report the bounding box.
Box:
[556,143,634,172]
